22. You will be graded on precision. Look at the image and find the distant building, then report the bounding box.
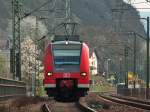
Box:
[89,51,98,75]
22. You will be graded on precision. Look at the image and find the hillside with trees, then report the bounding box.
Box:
[0,0,147,80]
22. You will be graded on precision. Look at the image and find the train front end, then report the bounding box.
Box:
[44,37,90,98]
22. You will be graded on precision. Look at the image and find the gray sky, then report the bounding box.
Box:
[124,0,150,12]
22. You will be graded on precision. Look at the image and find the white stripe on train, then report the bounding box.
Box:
[44,84,89,88]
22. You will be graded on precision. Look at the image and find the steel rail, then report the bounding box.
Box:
[41,98,97,112]
[99,94,150,110]
[77,98,97,112]
[41,104,51,112]
[110,95,150,105]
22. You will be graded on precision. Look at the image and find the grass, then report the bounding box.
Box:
[90,75,116,92]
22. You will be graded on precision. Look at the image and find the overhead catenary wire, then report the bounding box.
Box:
[22,0,53,19]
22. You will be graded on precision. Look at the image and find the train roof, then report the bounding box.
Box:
[52,41,81,45]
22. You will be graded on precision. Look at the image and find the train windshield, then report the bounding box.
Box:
[53,43,81,72]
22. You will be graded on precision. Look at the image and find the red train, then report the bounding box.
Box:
[43,36,90,98]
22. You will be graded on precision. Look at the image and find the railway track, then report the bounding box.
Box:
[99,94,150,111]
[41,98,97,112]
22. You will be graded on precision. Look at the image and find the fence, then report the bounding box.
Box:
[0,77,26,100]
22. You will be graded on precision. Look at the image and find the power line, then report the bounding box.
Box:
[22,0,53,19]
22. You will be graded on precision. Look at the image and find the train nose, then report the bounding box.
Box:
[60,80,74,89]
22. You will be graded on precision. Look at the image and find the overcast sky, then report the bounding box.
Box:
[124,0,150,12]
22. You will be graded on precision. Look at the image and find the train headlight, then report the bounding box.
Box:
[81,73,87,76]
[47,72,52,76]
